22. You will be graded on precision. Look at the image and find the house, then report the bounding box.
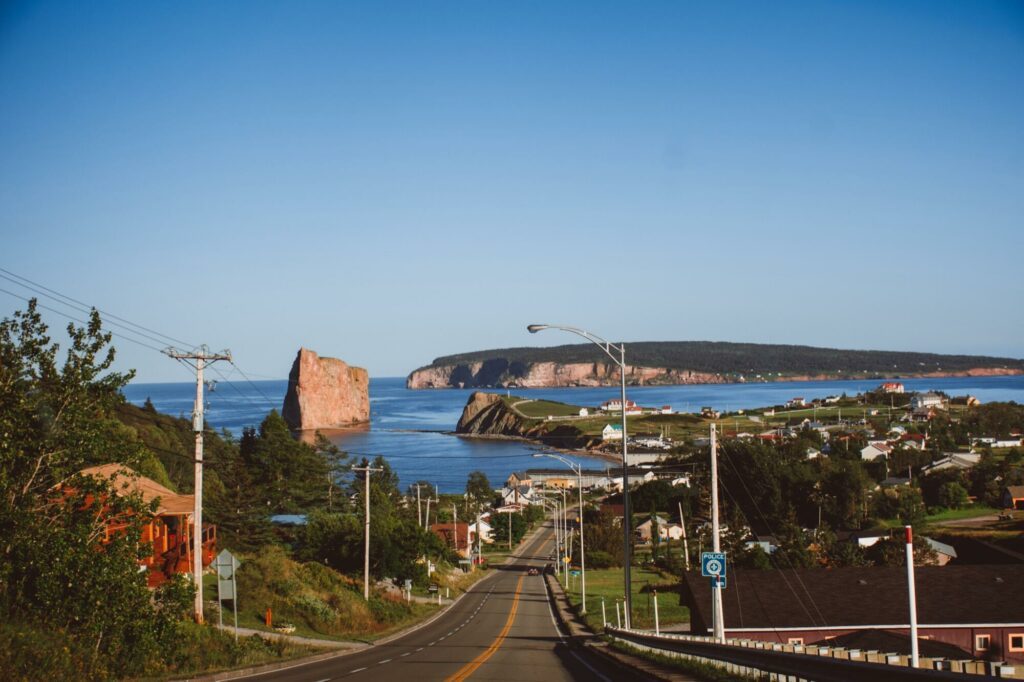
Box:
[635,515,684,542]
[69,464,215,588]
[925,537,958,566]
[671,475,691,487]
[993,438,1024,449]
[880,382,905,394]
[602,424,623,441]
[744,536,779,555]
[578,408,589,417]
[506,472,533,489]
[681,565,1024,663]
[805,447,821,460]
[899,433,927,450]
[910,392,945,410]
[822,395,841,405]
[879,476,911,489]
[1003,486,1024,510]
[601,399,637,412]
[860,442,892,461]
[700,406,720,419]
[786,397,806,408]
[660,405,673,415]
[430,522,472,553]
[544,477,576,490]
[921,452,982,476]
[500,485,537,507]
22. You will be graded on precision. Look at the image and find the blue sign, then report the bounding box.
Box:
[713,575,727,589]
[701,552,727,578]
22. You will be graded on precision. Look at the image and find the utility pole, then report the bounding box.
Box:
[710,423,725,642]
[425,486,437,528]
[353,464,383,600]
[678,500,690,571]
[416,484,423,528]
[163,345,231,624]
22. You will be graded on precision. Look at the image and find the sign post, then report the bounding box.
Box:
[701,550,727,641]
[215,549,240,641]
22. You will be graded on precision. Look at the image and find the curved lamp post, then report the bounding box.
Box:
[528,324,632,627]
[534,452,587,615]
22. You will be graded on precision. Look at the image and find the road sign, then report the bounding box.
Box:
[563,556,571,564]
[712,575,727,589]
[570,570,581,577]
[701,552,727,578]
[214,550,240,640]
[428,583,439,593]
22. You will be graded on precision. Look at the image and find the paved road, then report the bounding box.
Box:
[236,521,645,682]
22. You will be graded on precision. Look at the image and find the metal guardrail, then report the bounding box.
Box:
[604,627,1018,681]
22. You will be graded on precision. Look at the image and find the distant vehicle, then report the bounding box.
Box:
[527,567,539,576]
[544,563,554,574]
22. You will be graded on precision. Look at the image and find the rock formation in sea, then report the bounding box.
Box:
[282,348,370,430]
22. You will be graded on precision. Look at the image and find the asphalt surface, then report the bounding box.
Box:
[235,520,643,682]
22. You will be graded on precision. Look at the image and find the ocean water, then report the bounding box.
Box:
[122,375,1024,491]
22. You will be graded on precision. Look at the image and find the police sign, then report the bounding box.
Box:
[700,552,726,578]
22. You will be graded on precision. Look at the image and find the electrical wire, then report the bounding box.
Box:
[0,267,196,348]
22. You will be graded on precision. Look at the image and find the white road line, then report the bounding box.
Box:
[377,659,392,664]
[415,647,424,652]
[349,668,366,674]
[400,652,410,657]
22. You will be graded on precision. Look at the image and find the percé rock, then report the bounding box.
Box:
[282,348,370,430]
[409,361,723,389]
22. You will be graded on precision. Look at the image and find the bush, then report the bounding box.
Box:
[587,550,617,569]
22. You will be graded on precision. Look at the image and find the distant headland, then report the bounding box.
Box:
[407,341,1024,389]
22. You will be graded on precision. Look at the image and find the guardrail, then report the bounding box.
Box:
[604,627,1019,680]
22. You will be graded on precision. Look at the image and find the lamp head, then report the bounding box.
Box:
[527,324,548,334]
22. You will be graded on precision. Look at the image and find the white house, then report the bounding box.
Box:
[601,399,637,412]
[671,475,691,487]
[660,405,673,415]
[786,397,806,408]
[578,408,589,417]
[860,442,892,461]
[602,424,623,441]
[921,452,982,475]
[805,447,821,460]
[880,382,905,394]
[911,392,945,410]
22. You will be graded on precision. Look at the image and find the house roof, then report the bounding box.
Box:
[76,464,194,515]
[682,565,1024,633]
[812,629,970,660]
[1006,485,1024,498]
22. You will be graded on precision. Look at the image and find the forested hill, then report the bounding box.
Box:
[418,341,1024,377]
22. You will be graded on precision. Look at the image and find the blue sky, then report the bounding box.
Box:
[1,1,1022,382]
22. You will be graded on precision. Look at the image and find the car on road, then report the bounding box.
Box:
[527,567,539,576]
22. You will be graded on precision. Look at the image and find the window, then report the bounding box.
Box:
[976,634,991,651]
[787,638,804,645]
[1010,634,1024,653]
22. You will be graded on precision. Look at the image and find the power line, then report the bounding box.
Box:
[0,267,195,348]
[0,286,167,354]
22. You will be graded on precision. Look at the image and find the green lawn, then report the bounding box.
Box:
[559,565,688,631]
[925,504,1000,524]
[511,398,586,418]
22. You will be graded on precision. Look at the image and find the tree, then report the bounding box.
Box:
[465,470,492,508]
[0,300,188,677]
[937,481,969,510]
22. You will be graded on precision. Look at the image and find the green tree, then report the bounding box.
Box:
[465,470,493,508]
[937,481,970,510]
[0,300,189,678]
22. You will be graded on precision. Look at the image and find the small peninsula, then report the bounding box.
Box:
[409,341,1024,389]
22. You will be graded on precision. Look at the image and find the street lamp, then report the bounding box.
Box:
[529,323,633,627]
[534,453,587,615]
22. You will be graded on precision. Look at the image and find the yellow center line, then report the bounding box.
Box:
[445,575,525,682]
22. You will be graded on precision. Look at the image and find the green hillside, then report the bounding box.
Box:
[419,341,1024,377]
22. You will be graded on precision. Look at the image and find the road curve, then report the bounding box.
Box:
[233,520,644,682]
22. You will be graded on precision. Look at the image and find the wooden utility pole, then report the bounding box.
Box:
[353,464,383,600]
[163,345,231,623]
[678,500,690,571]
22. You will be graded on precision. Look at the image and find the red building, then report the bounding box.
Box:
[73,464,216,587]
[682,565,1024,663]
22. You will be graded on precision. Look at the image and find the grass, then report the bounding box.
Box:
[511,398,586,418]
[924,504,1000,524]
[559,565,689,631]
